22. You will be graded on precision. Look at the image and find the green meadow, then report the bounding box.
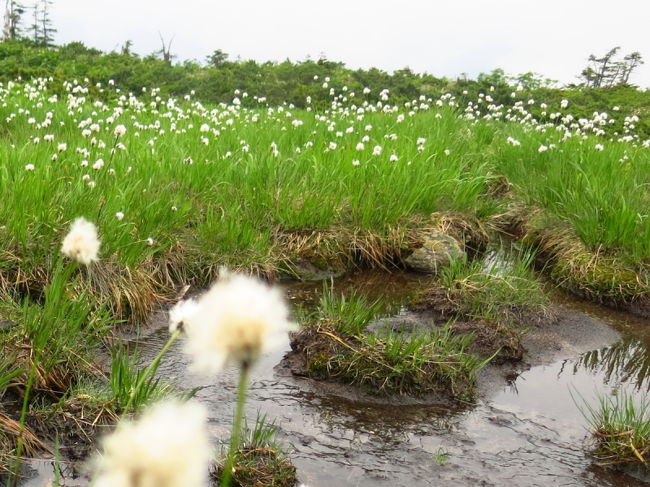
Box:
[0,75,649,479]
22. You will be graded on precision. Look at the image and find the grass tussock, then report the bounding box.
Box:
[293,287,489,399]
[520,211,650,305]
[579,392,650,467]
[276,223,420,273]
[213,415,296,487]
[297,322,486,399]
[292,287,486,400]
[421,248,552,325]
[27,384,119,464]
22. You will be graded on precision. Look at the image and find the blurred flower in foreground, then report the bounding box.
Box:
[93,400,210,487]
[61,217,100,265]
[168,298,199,333]
[182,271,295,374]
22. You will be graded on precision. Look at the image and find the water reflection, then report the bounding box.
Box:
[575,338,650,391]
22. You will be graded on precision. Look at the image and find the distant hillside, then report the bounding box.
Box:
[0,39,648,137]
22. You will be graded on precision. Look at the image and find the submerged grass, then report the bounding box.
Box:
[578,391,650,466]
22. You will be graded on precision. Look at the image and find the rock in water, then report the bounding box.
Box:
[404,231,465,274]
[283,258,345,281]
[0,319,16,333]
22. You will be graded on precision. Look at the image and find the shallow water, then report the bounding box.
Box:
[23,270,650,486]
[134,271,650,486]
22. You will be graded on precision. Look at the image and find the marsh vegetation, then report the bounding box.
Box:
[0,71,648,485]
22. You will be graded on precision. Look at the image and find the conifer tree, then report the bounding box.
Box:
[2,0,26,39]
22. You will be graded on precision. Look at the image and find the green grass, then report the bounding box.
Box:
[295,288,490,398]
[494,125,650,264]
[317,283,386,335]
[578,391,650,466]
[0,78,647,322]
[108,346,173,413]
[0,357,22,399]
[434,447,449,466]
[1,74,650,473]
[0,262,112,392]
[213,414,296,487]
[437,247,550,323]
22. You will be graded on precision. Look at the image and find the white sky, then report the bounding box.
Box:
[46,0,650,87]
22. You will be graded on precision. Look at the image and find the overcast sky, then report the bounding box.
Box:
[48,0,650,87]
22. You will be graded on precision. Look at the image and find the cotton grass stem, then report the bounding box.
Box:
[221,362,251,487]
[9,362,37,487]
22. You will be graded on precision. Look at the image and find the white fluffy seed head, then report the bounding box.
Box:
[168,298,200,334]
[92,400,210,487]
[114,124,127,137]
[182,272,295,374]
[61,217,100,265]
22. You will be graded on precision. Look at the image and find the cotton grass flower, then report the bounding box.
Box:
[113,124,127,137]
[61,217,100,265]
[168,298,200,333]
[182,272,294,374]
[506,136,521,146]
[92,400,210,487]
